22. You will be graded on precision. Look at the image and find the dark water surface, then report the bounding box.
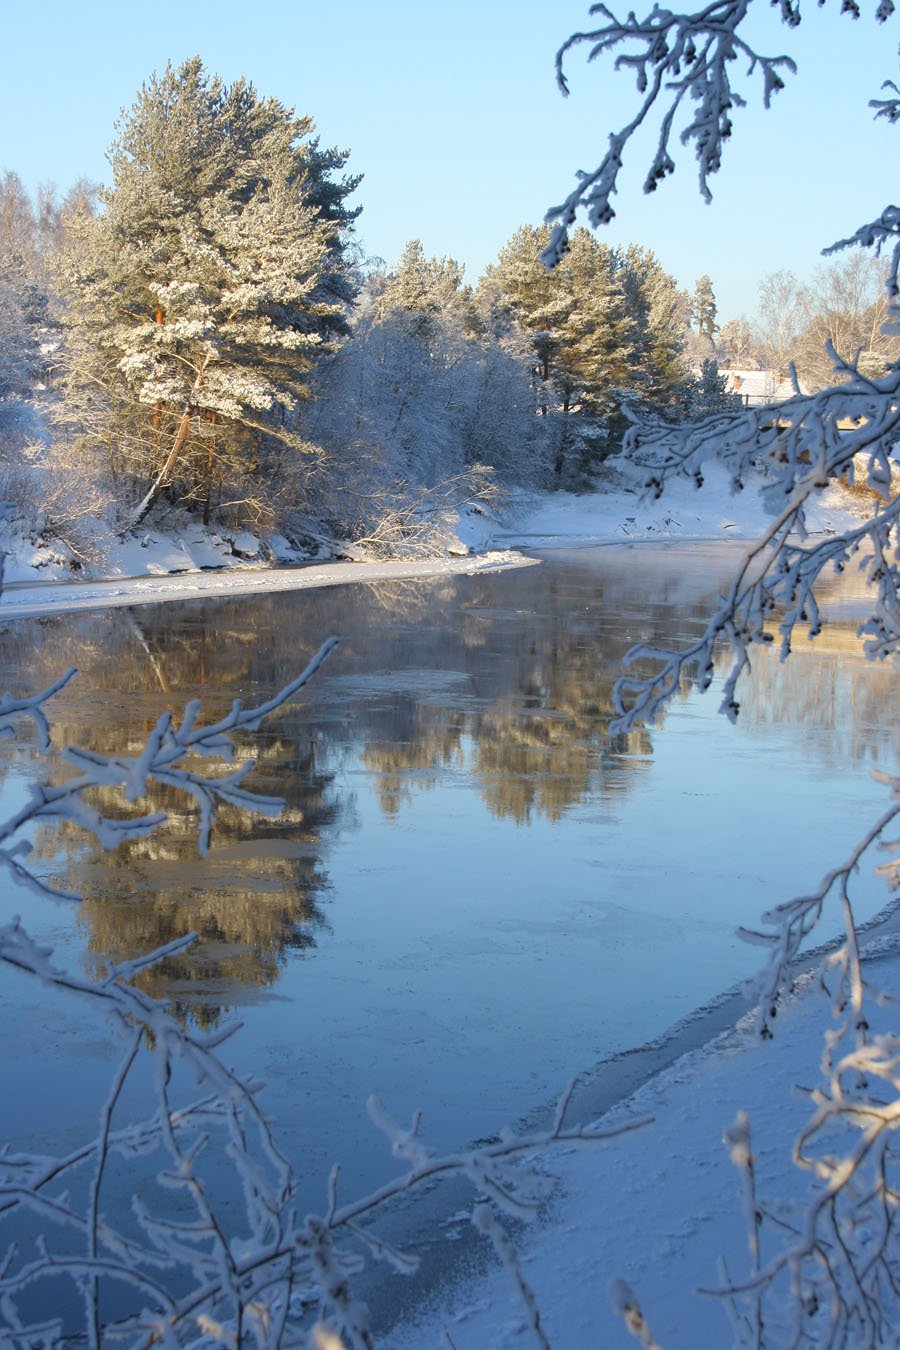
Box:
[1,541,897,1215]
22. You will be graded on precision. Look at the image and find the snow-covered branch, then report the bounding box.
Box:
[543,0,800,266]
[699,777,900,1343]
[1,911,652,1348]
[0,637,339,900]
[608,365,900,731]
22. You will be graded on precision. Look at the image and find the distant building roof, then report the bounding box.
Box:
[719,369,804,406]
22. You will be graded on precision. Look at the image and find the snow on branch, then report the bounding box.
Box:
[0,915,654,1348]
[700,774,900,1343]
[871,76,900,121]
[0,646,655,1348]
[825,204,900,310]
[607,365,900,730]
[543,0,798,266]
[0,637,340,900]
[0,667,77,752]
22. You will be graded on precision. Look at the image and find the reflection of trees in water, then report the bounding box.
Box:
[352,559,702,825]
[0,609,347,1027]
[0,544,817,1013]
[472,699,650,826]
[362,722,465,816]
[36,732,341,1029]
[721,622,900,769]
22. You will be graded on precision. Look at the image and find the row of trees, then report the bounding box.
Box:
[0,58,744,555]
[714,254,900,387]
[2,56,898,556]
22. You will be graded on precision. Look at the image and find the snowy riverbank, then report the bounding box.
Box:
[0,460,868,622]
[387,920,900,1349]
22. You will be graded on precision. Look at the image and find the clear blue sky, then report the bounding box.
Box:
[2,0,896,320]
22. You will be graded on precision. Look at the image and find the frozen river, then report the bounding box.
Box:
[1,540,898,1225]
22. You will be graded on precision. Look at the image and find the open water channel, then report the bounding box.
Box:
[1,540,898,1294]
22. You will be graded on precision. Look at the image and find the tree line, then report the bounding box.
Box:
[0,57,895,558]
[715,257,900,387]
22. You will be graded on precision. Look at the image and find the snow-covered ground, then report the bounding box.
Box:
[0,460,865,622]
[1,465,892,1347]
[387,925,900,1349]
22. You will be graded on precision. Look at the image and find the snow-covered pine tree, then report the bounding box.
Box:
[485,223,634,476]
[58,58,358,529]
[480,223,558,401]
[376,237,475,336]
[619,244,692,415]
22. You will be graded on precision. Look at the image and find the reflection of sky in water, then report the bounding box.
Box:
[0,543,898,1208]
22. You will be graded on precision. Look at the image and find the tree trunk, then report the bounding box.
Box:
[203,413,216,527]
[125,359,209,532]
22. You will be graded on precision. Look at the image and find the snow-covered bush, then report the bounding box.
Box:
[295,300,552,555]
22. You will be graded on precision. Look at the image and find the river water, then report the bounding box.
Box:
[1,540,898,1221]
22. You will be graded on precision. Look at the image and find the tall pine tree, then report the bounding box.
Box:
[620,244,691,413]
[483,224,633,475]
[60,58,359,527]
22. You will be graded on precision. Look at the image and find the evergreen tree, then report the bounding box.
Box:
[681,357,742,417]
[480,224,556,396]
[620,244,691,412]
[484,224,633,475]
[691,274,718,345]
[377,238,473,333]
[60,58,359,528]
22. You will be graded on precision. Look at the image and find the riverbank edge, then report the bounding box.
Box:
[0,549,539,622]
[366,896,900,1343]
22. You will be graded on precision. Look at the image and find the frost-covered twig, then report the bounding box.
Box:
[473,1204,550,1350]
[1,918,653,1348]
[691,766,900,1346]
[0,648,655,1349]
[607,364,900,733]
[545,1,900,1343]
[608,1276,664,1348]
[0,917,296,1348]
[737,781,900,1039]
[0,636,339,899]
[543,0,896,266]
[543,0,801,266]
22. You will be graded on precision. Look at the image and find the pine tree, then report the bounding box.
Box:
[484,224,633,475]
[691,274,718,346]
[377,238,473,333]
[60,58,358,528]
[620,244,691,412]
